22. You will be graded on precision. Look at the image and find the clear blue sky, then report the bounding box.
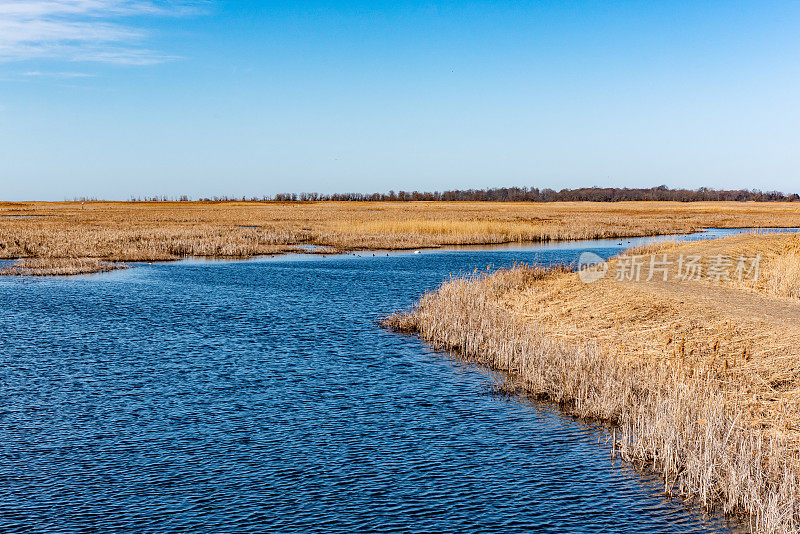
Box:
[1,1,798,200]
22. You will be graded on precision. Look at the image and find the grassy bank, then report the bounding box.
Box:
[383,233,800,533]
[3,200,800,275]
[0,258,126,276]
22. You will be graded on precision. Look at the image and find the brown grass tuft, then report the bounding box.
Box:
[380,311,420,333]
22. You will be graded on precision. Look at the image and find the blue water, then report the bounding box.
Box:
[2,228,784,533]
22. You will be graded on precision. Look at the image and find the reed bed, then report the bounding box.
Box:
[383,237,800,533]
[3,200,800,275]
[763,248,800,299]
[745,235,800,299]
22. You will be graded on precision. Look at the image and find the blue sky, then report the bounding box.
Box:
[0,1,798,200]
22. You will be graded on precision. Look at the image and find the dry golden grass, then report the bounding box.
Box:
[708,233,800,299]
[384,234,800,533]
[763,246,800,299]
[3,200,800,275]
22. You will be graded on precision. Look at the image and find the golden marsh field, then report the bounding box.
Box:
[3,200,800,275]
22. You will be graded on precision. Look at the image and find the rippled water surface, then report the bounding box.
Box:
[1,229,776,533]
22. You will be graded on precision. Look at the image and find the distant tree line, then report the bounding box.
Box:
[272,186,798,202]
[113,186,799,203]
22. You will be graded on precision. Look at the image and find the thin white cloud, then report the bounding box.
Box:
[0,1,206,65]
[22,70,96,77]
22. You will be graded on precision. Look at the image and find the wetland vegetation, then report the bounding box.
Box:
[4,200,800,275]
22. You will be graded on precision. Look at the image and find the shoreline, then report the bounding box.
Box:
[382,232,800,533]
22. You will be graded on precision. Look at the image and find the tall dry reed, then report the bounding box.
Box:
[759,237,800,299]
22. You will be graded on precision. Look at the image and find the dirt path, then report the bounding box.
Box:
[625,277,800,329]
